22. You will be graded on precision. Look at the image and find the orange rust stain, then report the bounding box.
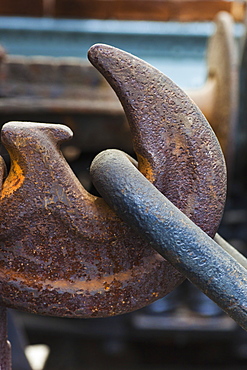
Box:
[0,253,165,295]
[1,160,25,199]
[44,256,146,293]
[137,153,155,183]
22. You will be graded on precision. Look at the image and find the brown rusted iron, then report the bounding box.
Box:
[0,44,226,318]
[0,122,182,318]
[188,11,238,164]
[88,44,226,236]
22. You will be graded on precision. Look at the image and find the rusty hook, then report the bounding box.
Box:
[0,44,226,318]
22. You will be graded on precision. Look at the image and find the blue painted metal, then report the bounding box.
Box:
[0,16,243,88]
[0,16,244,89]
[90,149,247,331]
[0,17,213,59]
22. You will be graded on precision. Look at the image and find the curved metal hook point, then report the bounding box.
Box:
[0,44,226,318]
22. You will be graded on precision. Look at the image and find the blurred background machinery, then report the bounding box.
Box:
[0,1,247,369]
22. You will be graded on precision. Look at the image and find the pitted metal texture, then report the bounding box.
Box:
[0,44,226,318]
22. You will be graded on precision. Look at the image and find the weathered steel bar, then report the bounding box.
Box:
[0,306,11,370]
[90,149,247,331]
[214,233,247,269]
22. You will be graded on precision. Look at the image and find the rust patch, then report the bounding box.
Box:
[1,159,25,199]
[137,153,155,183]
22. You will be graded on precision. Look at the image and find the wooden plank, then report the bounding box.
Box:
[0,0,43,17]
[53,0,245,22]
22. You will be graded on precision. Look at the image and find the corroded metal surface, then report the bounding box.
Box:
[88,44,226,237]
[90,149,247,331]
[0,122,184,317]
[0,44,226,318]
